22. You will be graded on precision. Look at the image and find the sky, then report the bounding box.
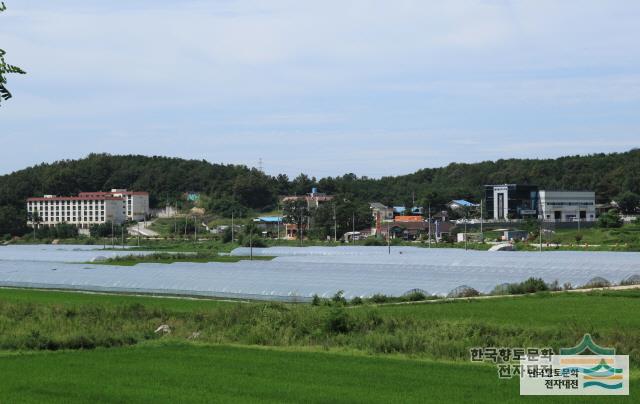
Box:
[1,0,639,178]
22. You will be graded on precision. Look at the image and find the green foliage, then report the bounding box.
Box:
[0,205,27,235]
[370,293,390,304]
[505,277,549,295]
[331,290,347,306]
[238,221,266,247]
[93,252,272,266]
[3,287,640,370]
[2,150,640,237]
[616,191,639,214]
[204,195,248,218]
[598,209,623,228]
[363,237,384,246]
[326,307,353,333]
[89,222,125,238]
[310,196,372,240]
[27,223,79,239]
[221,226,233,243]
[403,291,428,301]
[0,2,26,106]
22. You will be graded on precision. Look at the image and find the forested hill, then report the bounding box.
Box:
[1,150,639,235]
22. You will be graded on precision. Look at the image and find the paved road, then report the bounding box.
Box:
[128,220,159,237]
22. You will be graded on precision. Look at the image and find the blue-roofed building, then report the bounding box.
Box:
[253,216,283,223]
[253,216,283,238]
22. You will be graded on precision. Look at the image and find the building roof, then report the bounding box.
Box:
[388,222,429,231]
[253,216,283,223]
[450,199,478,207]
[370,202,388,210]
[394,216,424,222]
[79,190,149,196]
[27,196,123,202]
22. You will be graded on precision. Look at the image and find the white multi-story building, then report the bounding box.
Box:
[26,189,149,228]
[538,190,596,222]
[77,189,149,221]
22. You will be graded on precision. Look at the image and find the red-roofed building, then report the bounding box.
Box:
[26,189,149,228]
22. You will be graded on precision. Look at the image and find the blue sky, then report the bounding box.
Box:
[1,0,639,177]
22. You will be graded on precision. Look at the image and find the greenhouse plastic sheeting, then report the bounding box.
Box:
[0,244,153,262]
[1,245,639,301]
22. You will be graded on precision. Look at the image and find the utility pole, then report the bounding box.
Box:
[249,227,253,260]
[137,221,140,246]
[194,216,197,242]
[121,224,125,249]
[539,222,543,252]
[480,199,484,242]
[387,221,391,254]
[577,209,581,233]
[538,194,543,252]
[464,217,468,251]
[231,211,235,243]
[333,203,337,242]
[173,202,177,237]
[184,215,187,239]
[352,212,355,244]
[111,221,114,248]
[299,208,303,247]
[428,203,432,248]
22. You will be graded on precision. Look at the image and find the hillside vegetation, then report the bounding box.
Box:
[1,150,639,236]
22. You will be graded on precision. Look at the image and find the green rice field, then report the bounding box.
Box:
[0,287,637,402]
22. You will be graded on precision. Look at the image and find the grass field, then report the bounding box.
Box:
[1,287,638,402]
[0,343,634,403]
[552,223,640,246]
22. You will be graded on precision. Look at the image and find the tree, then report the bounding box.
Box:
[598,209,623,228]
[240,221,264,248]
[282,199,310,242]
[27,209,42,238]
[0,2,26,106]
[0,205,27,236]
[310,195,371,240]
[616,191,639,214]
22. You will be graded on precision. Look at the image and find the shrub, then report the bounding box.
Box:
[402,291,427,302]
[364,237,384,246]
[350,296,363,305]
[506,277,549,295]
[457,288,480,298]
[242,237,266,248]
[221,227,233,243]
[331,290,347,306]
[369,294,390,304]
[598,209,623,228]
[311,294,322,306]
[326,307,352,333]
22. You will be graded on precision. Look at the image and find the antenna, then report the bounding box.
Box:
[258,157,263,172]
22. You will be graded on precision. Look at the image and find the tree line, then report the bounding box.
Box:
[1,150,639,236]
